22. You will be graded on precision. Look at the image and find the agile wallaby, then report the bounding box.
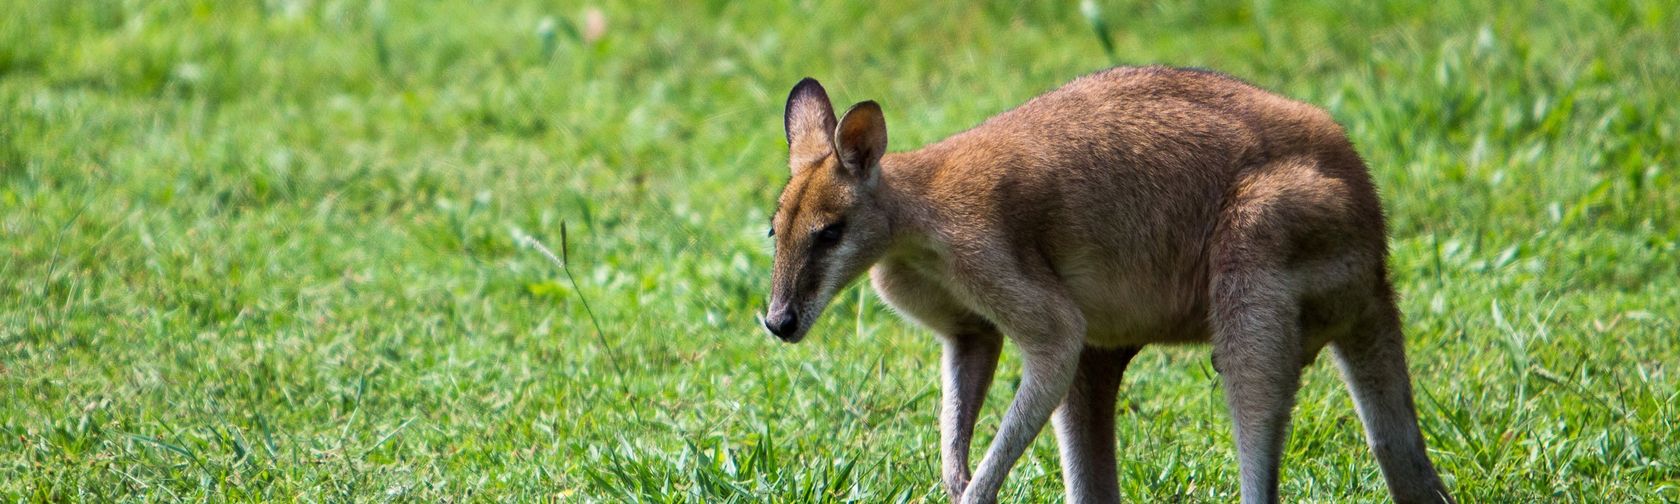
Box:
[763,66,1452,504]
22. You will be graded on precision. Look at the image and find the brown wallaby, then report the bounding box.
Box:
[763,66,1452,504]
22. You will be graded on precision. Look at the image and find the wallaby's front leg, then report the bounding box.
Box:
[960,292,1085,504]
[939,328,1004,501]
[1054,345,1142,504]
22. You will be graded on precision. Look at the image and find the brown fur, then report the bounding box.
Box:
[765,67,1452,504]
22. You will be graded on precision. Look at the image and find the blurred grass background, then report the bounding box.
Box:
[2,0,1676,501]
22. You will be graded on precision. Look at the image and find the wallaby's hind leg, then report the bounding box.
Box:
[1053,345,1141,504]
[1212,267,1305,504]
[1331,304,1453,504]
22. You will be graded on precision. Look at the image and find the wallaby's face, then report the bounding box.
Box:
[764,78,890,343]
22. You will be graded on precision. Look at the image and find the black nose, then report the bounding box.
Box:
[765,312,799,340]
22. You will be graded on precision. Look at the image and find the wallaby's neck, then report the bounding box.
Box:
[875,148,949,256]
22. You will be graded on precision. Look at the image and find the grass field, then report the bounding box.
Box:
[3,0,1678,501]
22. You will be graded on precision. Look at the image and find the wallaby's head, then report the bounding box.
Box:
[764,78,892,343]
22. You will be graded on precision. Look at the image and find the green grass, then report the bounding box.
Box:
[3,0,1677,501]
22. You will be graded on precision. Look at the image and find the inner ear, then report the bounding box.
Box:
[834,101,887,182]
[784,78,837,172]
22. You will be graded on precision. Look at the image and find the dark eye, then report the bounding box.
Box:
[815,222,845,244]
[767,226,775,238]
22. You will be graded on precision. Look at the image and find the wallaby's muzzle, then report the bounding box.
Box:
[763,308,801,342]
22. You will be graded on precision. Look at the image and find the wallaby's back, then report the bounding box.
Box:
[901,66,1385,345]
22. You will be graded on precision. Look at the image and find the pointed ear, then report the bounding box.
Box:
[834,101,887,184]
[784,78,836,172]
